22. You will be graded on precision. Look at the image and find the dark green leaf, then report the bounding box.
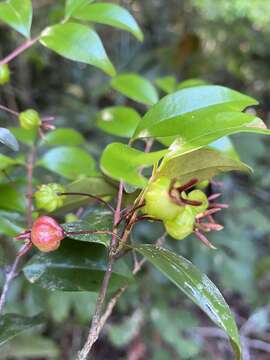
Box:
[39,128,85,147]
[0,154,23,171]
[40,22,116,76]
[23,241,133,291]
[0,212,23,237]
[97,106,141,138]
[133,85,260,139]
[101,142,167,187]
[73,3,143,41]
[65,0,94,18]
[0,128,19,151]
[62,208,113,247]
[111,73,158,106]
[0,313,45,346]
[0,0,32,38]
[56,176,116,213]
[134,245,241,360]
[158,148,251,183]
[40,146,96,180]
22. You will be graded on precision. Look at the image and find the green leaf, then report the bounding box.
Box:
[23,241,133,292]
[111,73,159,106]
[133,85,259,139]
[0,154,23,171]
[65,0,94,18]
[40,22,116,77]
[0,313,45,346]
[158,148,251,183]
[62,208,113,247]
[0,0,32,38]
[176,78,209,90]
[40,146,96,180]
[9,127,37,146]
[0,128,19,151]
[210,136,239,160]
[155,76,177,94]
[1,335,60,358]
[134,245,241,360]
[0,183,26,213]
[97,106,141,138]
[0,214,23,237]
[73,3,143,41]
[39,128,85,147]
[101,142,167,187]
[56,176,116,213]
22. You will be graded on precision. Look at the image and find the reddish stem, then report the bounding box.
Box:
[0,37,39,66]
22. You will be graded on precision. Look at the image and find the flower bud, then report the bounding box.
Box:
[35,183,66,212]
[143,177,182,221]
[31,216,64,252]
[0,64,10,85]
[19,109,41,130]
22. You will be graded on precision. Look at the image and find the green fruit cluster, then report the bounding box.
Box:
[0,64,10,85]
[19,109,41,130]
[35,183,66,212]
[144,177,208,240]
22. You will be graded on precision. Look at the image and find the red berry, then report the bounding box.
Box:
[31,216,64,252]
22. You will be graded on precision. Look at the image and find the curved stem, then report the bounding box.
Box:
[0,104,19,117]
[0,37,39,66]
[59,192,115,213]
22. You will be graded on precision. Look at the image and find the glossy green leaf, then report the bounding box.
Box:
[0,0,32,38]
[155,76,177,94]
[158,148,251,183]
[23,241,133,291]
[40,22,116,76]
[40,128,85,147]
[56,176,115,213]
[111,73,159,106]
[133,85,259,139]
[0,313,45,346]
[73,3,143,41]
[65,0,94,18]
[101,142,167,187]
[176,78,209,90]
[62,208,113,247]
[40,146,96,180]
[134,245,241,360]
[0,128,19,151]
[210,136,239,160]
[97,106,141,138]
[0,214,23,237]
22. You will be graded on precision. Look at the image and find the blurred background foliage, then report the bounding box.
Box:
[1,0,270,359]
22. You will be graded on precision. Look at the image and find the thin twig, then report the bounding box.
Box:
[59,192,115,213]
[0,104,19,117]
[77,182,124,360]
[0,242,31,313]
[0,37,39,66]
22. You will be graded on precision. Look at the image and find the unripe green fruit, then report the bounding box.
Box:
[165,207,195,240]
[187,189,208,215]
[35,183,66,212]
[0,64,10,85]
[31,216,64,252]
[143,177,182,220]
[19,109,41,130]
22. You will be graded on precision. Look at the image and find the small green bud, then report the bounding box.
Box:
[65,213,78,223]
[143,177,182,221]
[35,183,66,212]
[19,109,41,130]
[0,64,10,85]
[165,207,195,240]
[187,190,208,215]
